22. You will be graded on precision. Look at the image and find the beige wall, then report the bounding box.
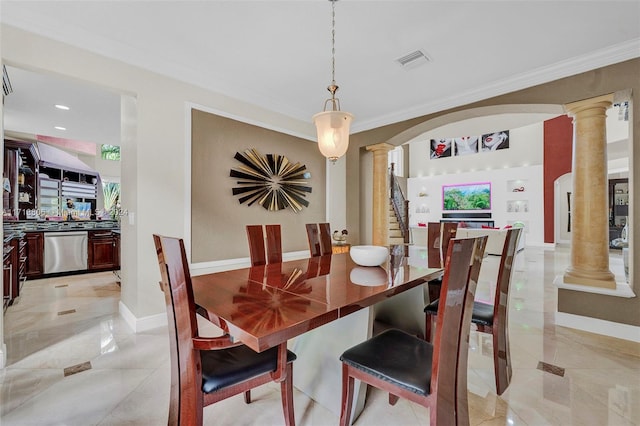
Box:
[191,109,326,262]
[346,58,639,327]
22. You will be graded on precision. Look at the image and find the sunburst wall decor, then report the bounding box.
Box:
[230,148,312,213]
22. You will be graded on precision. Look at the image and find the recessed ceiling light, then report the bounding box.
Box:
[54,126,66,131]
[55,104,70,110]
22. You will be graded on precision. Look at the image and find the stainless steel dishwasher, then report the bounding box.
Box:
[44,231,88,274]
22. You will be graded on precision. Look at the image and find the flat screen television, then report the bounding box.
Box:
[442,182,491,211]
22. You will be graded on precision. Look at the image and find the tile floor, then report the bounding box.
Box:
[1,246,639,425]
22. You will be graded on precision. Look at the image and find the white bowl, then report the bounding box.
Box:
[350,267,387,286]
[349,245,388,267]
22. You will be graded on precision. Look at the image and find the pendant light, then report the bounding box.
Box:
[312,0,354,164]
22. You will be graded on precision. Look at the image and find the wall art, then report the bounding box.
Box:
[230,148,312,212]
[481,130,509,151]
[430,138,452,159]
[453,136,479,156]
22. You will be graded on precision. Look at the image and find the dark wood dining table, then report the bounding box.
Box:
[191,247,443,419]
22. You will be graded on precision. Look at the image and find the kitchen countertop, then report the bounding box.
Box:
[3,220,120,233]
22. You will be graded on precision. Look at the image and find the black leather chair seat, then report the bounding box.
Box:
[425,299,494,327]
[201,345,297,394]
[470,301,493,326]
[340,329,432,396]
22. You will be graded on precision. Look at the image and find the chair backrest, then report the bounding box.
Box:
[318,223,333,255]
[246,225,267,266]
[430,236,482,425]
[455,234,487,422]
[306,223,333,257]
[265,224,282,264]
[494,227,521,318]
[306,223,322,257]
[441,222,458,258]
[153,234,200,426]
[427,222,442,268]
[491,227,521,392]
[246,224,282,266]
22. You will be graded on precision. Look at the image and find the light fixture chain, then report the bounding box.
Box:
[331,0,336,85]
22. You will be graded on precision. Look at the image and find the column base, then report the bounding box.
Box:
[563,268,616,289]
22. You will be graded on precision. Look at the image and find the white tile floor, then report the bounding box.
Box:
[1,246,639,425]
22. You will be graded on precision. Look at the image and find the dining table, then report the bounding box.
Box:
[191,246,443,421]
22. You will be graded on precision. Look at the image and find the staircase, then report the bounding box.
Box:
[388,202,406,245]
[388,163,410,247]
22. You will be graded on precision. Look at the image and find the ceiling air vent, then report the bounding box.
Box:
[396,49,431,70]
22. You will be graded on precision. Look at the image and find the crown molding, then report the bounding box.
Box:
[352,38,640,133]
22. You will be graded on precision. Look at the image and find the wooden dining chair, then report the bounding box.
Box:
[426,221,458,302]
[424,227,522,395]
[306,223,333,257]
[424,233,487,343]
[442,221,459,258]
[318,223,333,255]
[426,222,442,269]
[246,224,282,266]
[305,223,322,257]
[339,237,484,426]
[153,234,296,426]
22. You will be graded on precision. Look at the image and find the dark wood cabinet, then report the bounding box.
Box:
[88,230,119,270]
[114,233,120,269]
[3,243,13,309]
[9,233,26,300]
[25,232,44,278]
[4,140,39,220]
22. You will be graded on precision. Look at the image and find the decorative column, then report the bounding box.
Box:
[563,94,616,289]
[366,143,394,246]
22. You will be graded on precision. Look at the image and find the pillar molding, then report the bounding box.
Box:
[366,143,394,246]
[563,93,616,289]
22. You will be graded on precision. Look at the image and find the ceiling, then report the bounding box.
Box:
[1,1,639,148]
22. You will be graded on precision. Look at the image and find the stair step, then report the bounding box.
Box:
[388,237,406,245]
[389,230,403,238]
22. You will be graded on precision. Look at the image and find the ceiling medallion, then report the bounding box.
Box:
[230,148,312,213]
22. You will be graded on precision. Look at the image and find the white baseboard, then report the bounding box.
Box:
[555,312,640,343]
[190,250,310,276]
[119,301,167,333]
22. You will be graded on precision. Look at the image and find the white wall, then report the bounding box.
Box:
[407,122,545,247]
[408,165,544,246]
[1,25,320,328]
[555,173,572,244]
[409,122,544,177]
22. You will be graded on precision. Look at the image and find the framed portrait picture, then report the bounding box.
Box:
[430,138,452,159]
[454,136,479,156]
[481,130,509,151]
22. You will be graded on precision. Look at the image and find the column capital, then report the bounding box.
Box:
[564,93,613,117]
[365,142,395,154]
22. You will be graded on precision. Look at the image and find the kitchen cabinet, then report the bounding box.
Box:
[3,243,13,310]
[114,232,120,269]
[9,233,26,300]
[39,166,98,220]
[88,230,119,270]
[25,232,44,278]
[4,140,39,220]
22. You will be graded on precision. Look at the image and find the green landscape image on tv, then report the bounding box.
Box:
[443,182,491,211]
